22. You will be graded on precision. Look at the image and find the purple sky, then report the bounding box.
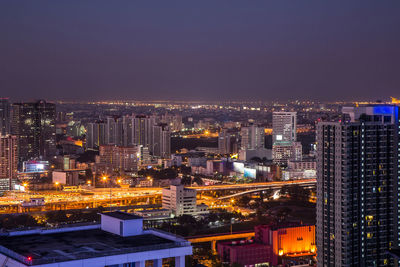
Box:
[1,1,400,102]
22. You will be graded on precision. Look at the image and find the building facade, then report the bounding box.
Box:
[11,100,56,160]
[86,120,106,149]
[316,105,400,266]
[0,211,192,267]
[272,111,297,144]
[0,135,18,190]
[152,123,171,158]
[218,128,239,155]
[0,98,11,136]
[162,185,208,216]
[240,124,265,150]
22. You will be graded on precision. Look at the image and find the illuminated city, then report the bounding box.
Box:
[1,1,400,267]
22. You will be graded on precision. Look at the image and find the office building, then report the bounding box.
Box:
[11,100,56,160]
[0,135,18,190]
[272,112,297,144]
[0,211,192,267]
[240,124,265,150]
[218,128,239,154]
[86,120,106,149]
[0,98,11,136]
[316,105,399,266]
[152,123,171,158]
[162,185,208,216]
[272,141,302,165]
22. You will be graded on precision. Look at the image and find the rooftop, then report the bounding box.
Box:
[102,211,143,220]
[0,229,179,265]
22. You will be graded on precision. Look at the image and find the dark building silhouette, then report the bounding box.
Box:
[11,100,56,161]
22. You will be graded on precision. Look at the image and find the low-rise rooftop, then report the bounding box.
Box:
[0,228,181,265]
[103,211,143,220]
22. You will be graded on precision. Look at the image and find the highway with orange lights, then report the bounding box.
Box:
[0,179,316,214]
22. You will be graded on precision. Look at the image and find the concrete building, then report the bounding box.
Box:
[52,170,80,186]
[218,128,239,155]
[0,98,11,136]
[272,142,302,165]
[217,224,315,267]
[316,105,400,266]
[0,135,18,180]
[96,145,139,175]
[272,111,297,144]
[152,123,171,158]
[86,120,106,149]
[240,124,265,150]
[162,185,208,216]
[0,211,192,267]
[132,115,156,151]
[11,100,56,160]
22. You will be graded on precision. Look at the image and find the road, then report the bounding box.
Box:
[0,179,316,213]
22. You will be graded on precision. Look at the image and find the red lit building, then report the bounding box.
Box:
[217,224,316,266]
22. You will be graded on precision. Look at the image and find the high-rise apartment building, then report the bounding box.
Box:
[152,123,171,158]
[0,135,18,185]
[316,105,399,267]
[0,98,11,136]
[86,120,106,149]
[160,113,183,132]
[11,100,56,160]
[96,145,139,174]
[218,128,239,155]
[132,115,156,150]
[240,124,265,150]
[272,112,297,144]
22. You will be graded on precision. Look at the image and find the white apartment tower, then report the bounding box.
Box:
[272,112,297,144]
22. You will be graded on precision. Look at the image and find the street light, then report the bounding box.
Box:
[87,180,92,186]
[54,181,60,191]
[102,175,112,211]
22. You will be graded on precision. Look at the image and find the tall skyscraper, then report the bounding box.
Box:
[105,116,118,145]
[152,123,171,158]
[0,135,18,190]
[86,120,106,149]
[0,98,11,136]
[132,115,156,151]
[272,112,297,144]
[240,124,265,150]
[316,105,399,266]
[11,100,56,160]
[272,112,299,165]
[218,128,239,154]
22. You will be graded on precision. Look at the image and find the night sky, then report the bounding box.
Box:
[1,1,400,102]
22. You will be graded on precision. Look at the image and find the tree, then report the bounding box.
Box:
[193,175,203,186]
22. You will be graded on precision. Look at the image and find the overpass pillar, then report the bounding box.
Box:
[175,256,185,267]
[211,240,217,253]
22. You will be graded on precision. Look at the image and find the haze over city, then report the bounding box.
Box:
[1,1,400,101]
